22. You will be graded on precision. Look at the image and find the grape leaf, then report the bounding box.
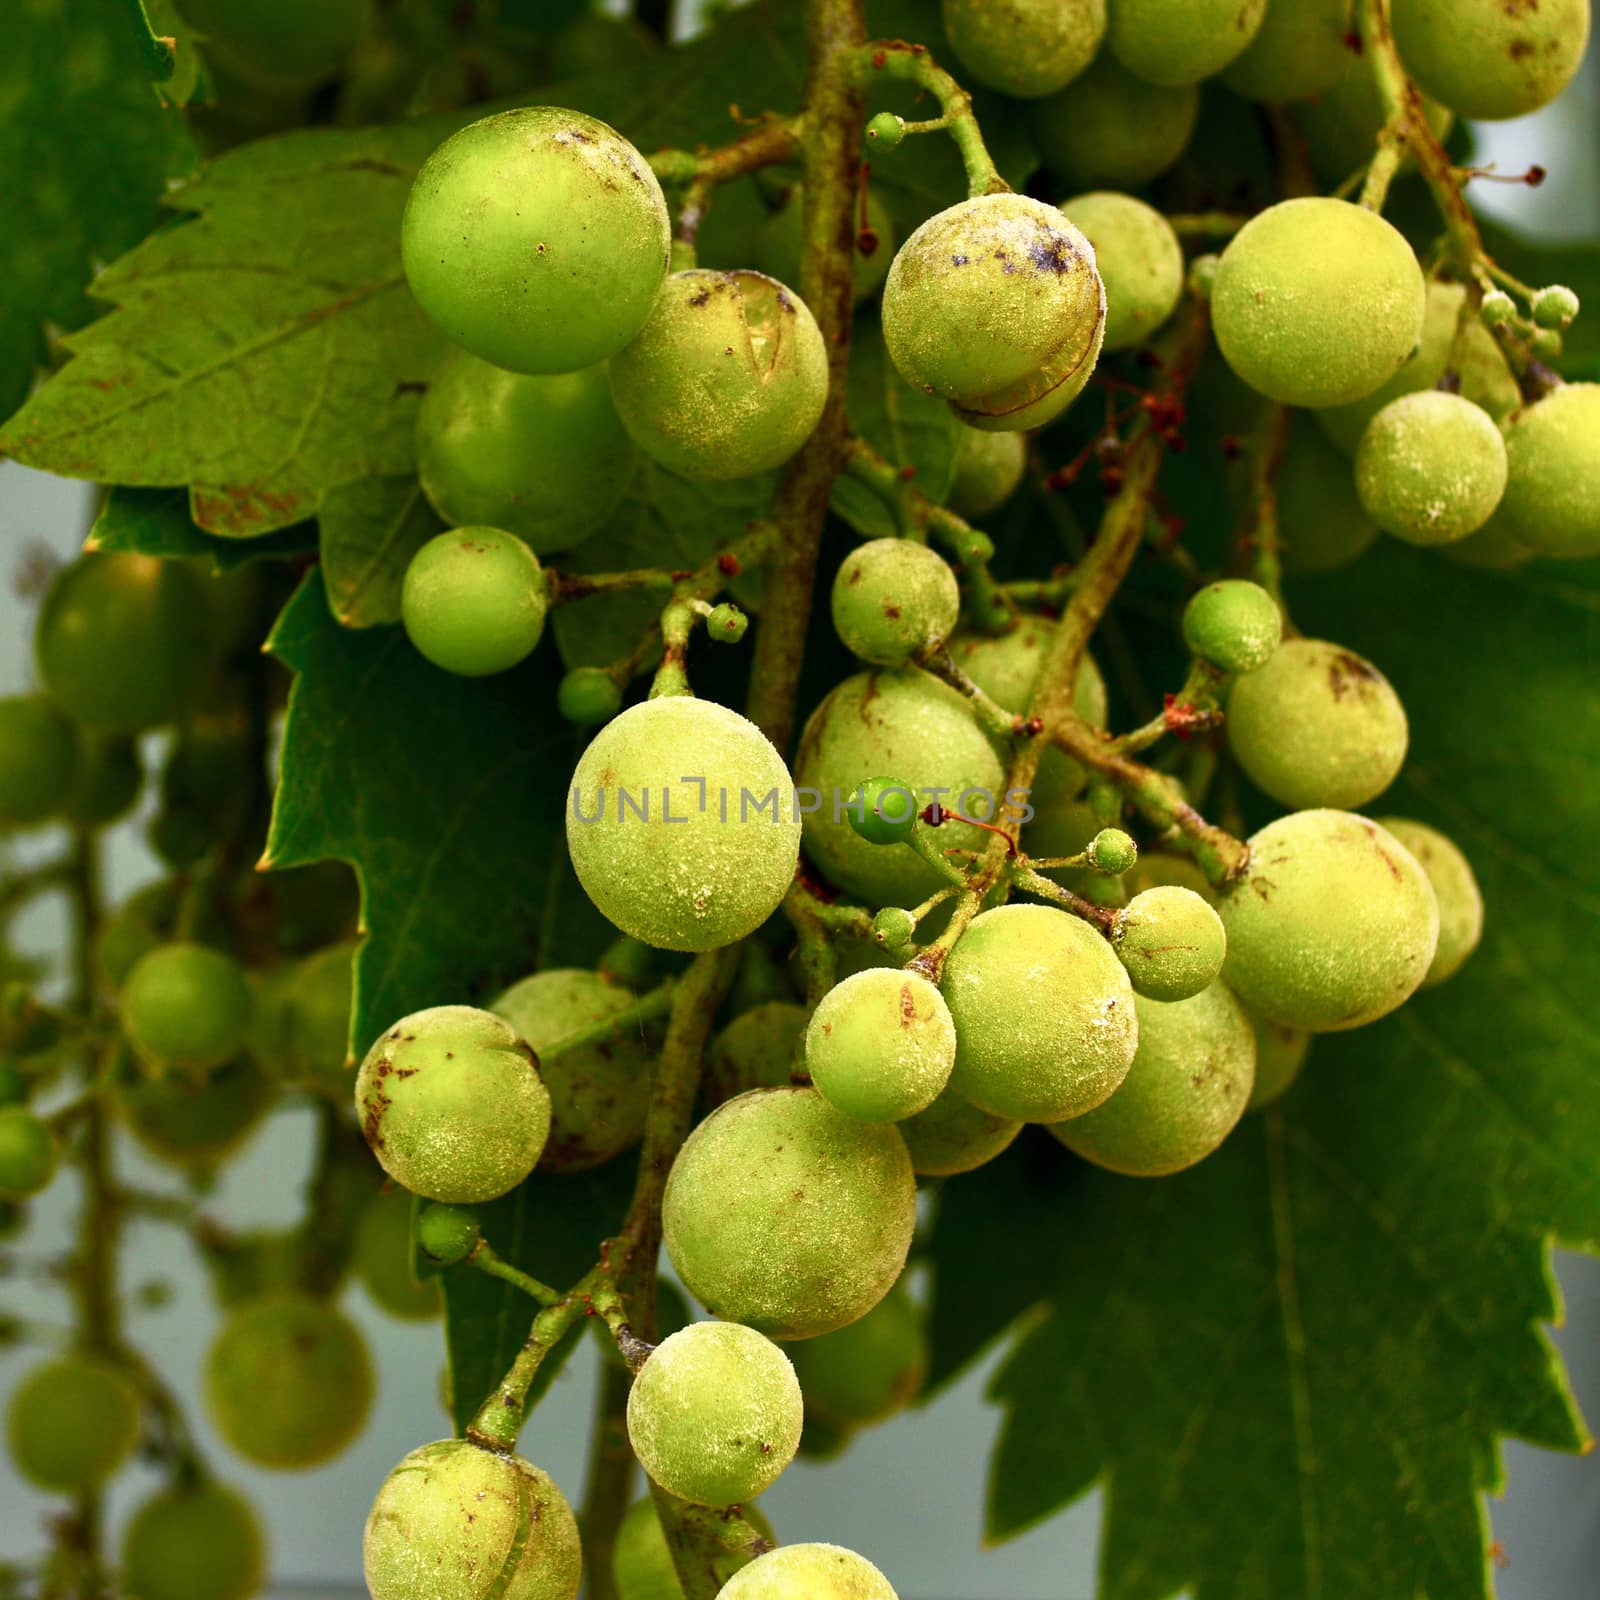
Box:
[88,487,316,569]
[938,543,1600,1600]
[317,475,443,628]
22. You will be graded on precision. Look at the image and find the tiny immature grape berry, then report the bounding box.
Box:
[401,528,547,678]
[1529,328,1564,361]
[0,695,78,825]
[1029,54,1199,191]
[708,602,749,643]
[1374,818,1484,987]
[1182,580,1282,675]
[872,906,917,952]
[356,1005,551,1204]
[613,1497,775,1600]
[706,1001,808,1105]
[787,1282,926,1427]
[558,666,623,727]
[364,1439,582,1600]
[1111,886,1227,1002]
[1495,384,1600,560]
[417,1202,481,1265]
[1479,290,1517,328]
[717,1543,899,1600]
[354,1187,441,1322]
[0,1108,59,1200]
[120,1481,265,1600]
[122,942,254,1073]
[1246,1012,1311,1111]
[1087,828,1138,875]
[1532,285,1580,330]
[627,1322,802,1506]
[866,111,906,148]
[941,0,1105,99]
[1061,191,1184,352]
[897,1083,1022,1176]
[948,426,1026,519]
[1107,0,1267,87]
[6,1355,142,1491]
[831,539,960,667]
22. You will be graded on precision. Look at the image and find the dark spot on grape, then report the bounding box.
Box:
[1026,236,1076,276]
[688,290,711,307]
[898,983,917,1026]
[883,604,901,619]
[951,253,969,266]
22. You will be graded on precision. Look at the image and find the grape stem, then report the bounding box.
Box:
[468,1241,564,1309]
[841,436,997,565]
[118,0,176,82]
[912,645,1029,741]
[1109,661,1227,756]
[1236,402,1291,604]
[1008,865,1118,933]
[649,117,801,247]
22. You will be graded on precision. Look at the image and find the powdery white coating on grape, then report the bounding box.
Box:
[1278,414,1379,575]
[609,269,828,481]
[355,1004,551,1204]
[1061,191,1184,352]
[1213,198,1426,409]
[1112,886,1228,1002]
[1048,983,1256,1176]
[626,1322,802,1506]
[1226,638,1408,812]
[1246,1010,1311,1110]
[805,967,957,1123]
[831,540,961,667]
[941,0,1106,98]
[948,427,1027,518]
[941,903,1138,1122]
[491,969,653,1171]
[1496,384,1600,561]
[1221,0,1354,101]
[788,1283,926,1425]
[567,697,802,953]
[1107,0,1267,86]
[1355,391,1508,546]
[1374,817,1485,987]
[1029,54,1200,190]
[1295,52,1454,187]
[363,1439,582,1600]
[793,670,1004,909]
[707,1001,810,1105]
[716,1544,899,1600]
[897,1082,1022,1175]
[662,1087,916,1340]
[1220,809,1440,1031]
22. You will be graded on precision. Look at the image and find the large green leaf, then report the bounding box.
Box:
[89,486,316,568]
[317,475,443,628]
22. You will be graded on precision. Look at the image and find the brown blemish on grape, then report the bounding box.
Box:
[898,983,917,1025]
[1326,649,1380,701]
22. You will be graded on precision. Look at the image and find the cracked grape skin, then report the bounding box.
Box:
[662,1087,916,1340]
[566,697,802,953]
[1220,809,1440,1032]
[363,1439,582,1600]
[120,1482,265,1600]
[831,539,961,668]
[716,1544,900,1600]
[1374,817,1485,988]
[941,0,1105,99]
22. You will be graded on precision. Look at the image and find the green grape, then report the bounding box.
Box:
[1062,192,1184,352]
[788,1282,926,1426]
[1226,638,1408,811]
[417,1202,481,1266]
[1494,384,1600,561]
[1182,580,1282,675]
[662,1087,916,1339]
[1219,809,1439,1031]
[941,0,1106,98]
[120,1481,265,1600]
[178,0,363,90]
[1246,1011,1311,1110]
[558,667,624,726]
[1112,886,1227,1002]
[1374,818,1484,987]
[1278,413,1379,575]
[64,732,141,826]
[881,194,1106,432]
[120,1055,273,1168]
[567,696,802,952]
[1213,199,1425,408]
[491,968,654,1171]
[355,1005,551,1204]
[1295,51,1454,185]
[206,1293,373,1470]
[253,940,355,1097]
[872,906,917,952]
[866,111,906,149]
[1107,0,1267,86]
[708,603,749,643]
[0,695,77,825]
[36,554,213,732]
[1480,290,1518,328]
[717,1544,898,1600]
[1355,392,1508,546]
[1221,0,1354,101]
[758,184,897,305]
[1391,0,1590,120]
[793,670,1003,909]
[614,1496,775,1600]
[849,777,922,846]
[1030,54,1200,190]
[401,528,548,678]
[627,1322,802,1506]
[707,1001,809,1105]
[1533,285,1581,330]
[948,426,1026,519]
[6,1355,141,1492]
[942,903,1137,1121]
[402,107,670,375]
[832,539,961,667]
[1123,852,1216,904]
[365,1439,582,1600]
[1049,983,1255,1176]
[122,942,254,1073]
[354,1187,442,1322]
[797,1413,855,1461]
[1529,327,1564,361]
[1087,828,1138,874]
[0,1108,58,1199]
[416,349,637,555]
[609,269,829,480]
[897,1084,1023,1175]
[805,967,957,1123]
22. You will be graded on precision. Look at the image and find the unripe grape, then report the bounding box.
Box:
[1246,1011,1311,1110]
[1221,0,1355,101]
[567,697,802,952]
[627,1322,802,1506]
[1030,54,1199,190]
[942,903,1137,1121]
[941,0,1105,98]
[1226,639,1408,811]
[898,1083,1022,1175]
[417,349,636,555]
[64,732,141,826]
[1480,290,1518,329]
[948,427,1026,519]
[832,540,960,667]
[1107,0,1267,86]
[759,184,896,306]
[0,1108,57,1199]
[708,603,748,644]
[354,1187,441,1322]
[364,1438,582,1600]
[1391,0,1590,120]
[872,906,917,952]
[788,1282,926,1426]
[1374,818,1484,987]
[1494,385,1600,561]
[417,1202,481,1266]
[805,968,957,1123]
[6,1355,141,1491]
[881,194,1106,432]
[1182,580,1282,674]
[1532,285,1580,330]
[1049,983,1255,1176]
[1295,53,1454,187]
[1087,828,1138,875]
[1355,392,1508,546]
[848,777,921,846]
[1061,191,1183,352]
[402,108,670,375]
[559,668,625,728]
[122,942,254,1073]
[613,1497,774,1600]
[662,1087,916,1339]
[491,968,653,1171]
[356,1005,550,1204]
[0,695,77,824]
[794,671,1003,909]
[1278,414,1379,575]
[402,528,547,678]
[1447,508,1537,570]
[207,1293,372,1470]
[609,269,828,480]
[120,1055,272,1168]
[706,1002,808,1105]
[1529,327,1564,361]
[866,111,906,149]
[121,1481,265,1600]
[717,1544,898,1600]
[254,940,355,1097]
[1112,886,1227,1002]
[1220,810,1439,1031]
[178,0,361,90]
